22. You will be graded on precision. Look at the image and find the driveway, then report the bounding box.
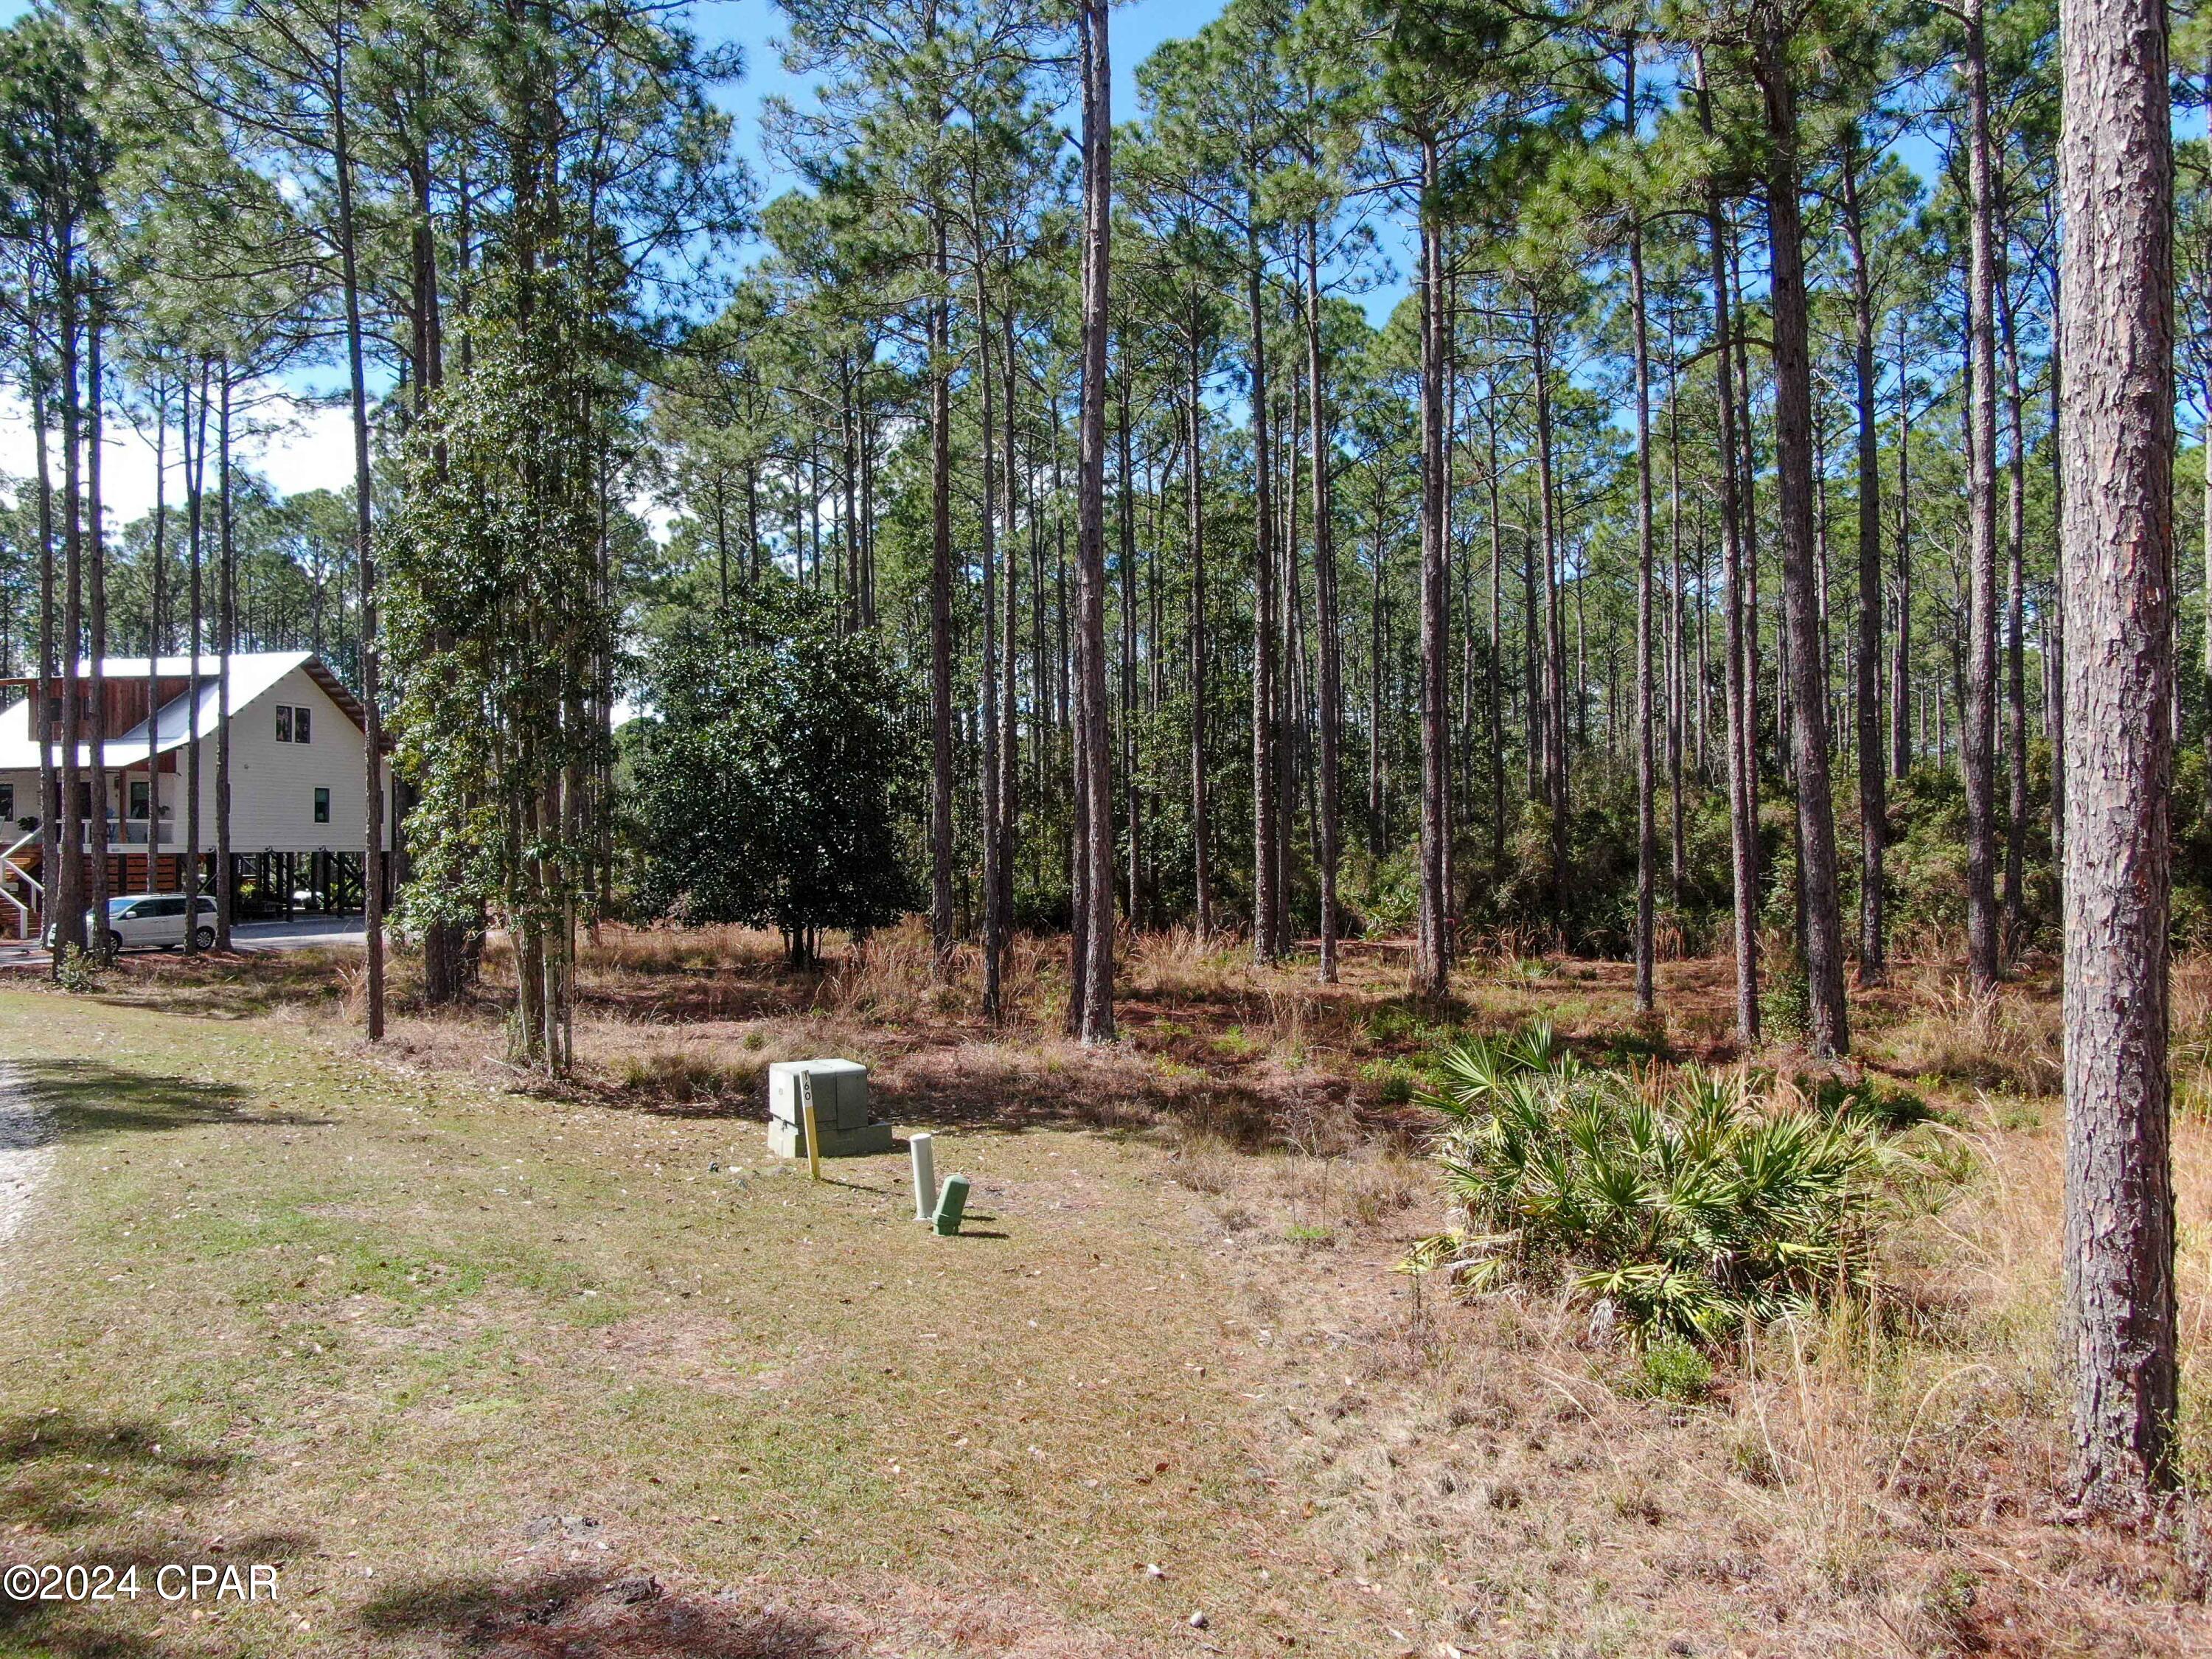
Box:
[233,916,368,950]
[0,914,369,970]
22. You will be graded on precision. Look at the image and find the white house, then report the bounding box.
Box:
[0,652,394,936]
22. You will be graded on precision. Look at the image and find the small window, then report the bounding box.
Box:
[313,787,330,824]
[0,783,13,820]
[128,779,149,819]
[293,705,310,744]
[276,705,293,743]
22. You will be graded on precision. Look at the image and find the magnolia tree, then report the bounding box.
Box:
[629,589,914,968]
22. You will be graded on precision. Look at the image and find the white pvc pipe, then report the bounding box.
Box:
[910,1132,937,1222]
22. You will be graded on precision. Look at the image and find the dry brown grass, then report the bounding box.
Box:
[1882,962,2066,1098]
[42,925,2212,1655]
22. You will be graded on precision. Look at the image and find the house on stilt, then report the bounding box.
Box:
[0,652,394,940]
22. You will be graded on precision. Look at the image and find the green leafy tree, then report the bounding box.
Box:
[630,588,916,966]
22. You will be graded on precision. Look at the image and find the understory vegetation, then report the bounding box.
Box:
[14,932,2212,1654]
[1409,1023,1961,1343]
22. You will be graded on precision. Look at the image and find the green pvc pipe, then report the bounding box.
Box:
[931,1174,970,1237]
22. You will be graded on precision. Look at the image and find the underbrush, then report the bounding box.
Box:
[1406,1023,1963,1344]
[609,1048,763,1111]
[1881,965,2063,1096]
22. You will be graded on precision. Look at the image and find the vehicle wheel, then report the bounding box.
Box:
[108,931,125,956]
[192,926,215,951]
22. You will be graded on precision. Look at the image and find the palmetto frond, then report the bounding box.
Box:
[1405,1024,1958,1346]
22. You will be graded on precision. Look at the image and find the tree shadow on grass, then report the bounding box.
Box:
[0,1407,312,1658]
[360,1568,856,1658]
[8,1059,331,1141]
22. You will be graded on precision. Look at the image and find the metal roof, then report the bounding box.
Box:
[0,652,373,770]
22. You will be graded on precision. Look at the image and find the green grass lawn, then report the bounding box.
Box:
[0,990,1392,1658]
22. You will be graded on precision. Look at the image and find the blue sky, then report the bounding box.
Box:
[0,0,1253,517]
[699,0,1419,327]
[0,0,2103,512]
[700,0,1231,204]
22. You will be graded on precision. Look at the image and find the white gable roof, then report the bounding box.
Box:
[0,652,322,771]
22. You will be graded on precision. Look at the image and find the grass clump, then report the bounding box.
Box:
[1359,1059,1417,1104]
[1405,1026,1954,1346]
[611,1047,759,1108]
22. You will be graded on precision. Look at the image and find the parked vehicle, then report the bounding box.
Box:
[44,893,218,954]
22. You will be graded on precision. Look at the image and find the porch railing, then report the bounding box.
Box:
[0,829,41,941]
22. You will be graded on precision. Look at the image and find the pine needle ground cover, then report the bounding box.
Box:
[4,942,2209,1656]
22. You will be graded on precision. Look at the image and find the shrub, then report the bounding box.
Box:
[1759,960,1810,1045]
[628,588,917,966]
[1405,1027,1952,1346]
[1630,1338,1714,1402]
[54,945,104,994]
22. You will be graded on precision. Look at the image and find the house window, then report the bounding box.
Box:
[128,779,149,819]
[313,787,330,824]
[293,704,310,744]
[276,705,293,743]
[0,783,12,821]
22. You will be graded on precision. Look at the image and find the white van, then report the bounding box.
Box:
[46,894,219,954]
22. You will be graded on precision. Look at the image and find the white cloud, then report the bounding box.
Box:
[0,387,363,527]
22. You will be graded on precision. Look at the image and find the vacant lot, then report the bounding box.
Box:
[0,933,2206,1657]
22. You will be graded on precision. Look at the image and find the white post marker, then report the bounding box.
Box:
[911,1132,938,1222]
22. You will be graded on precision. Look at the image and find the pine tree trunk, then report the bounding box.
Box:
[1893,317,1915,782]
[1486,397,1507,877]
[1001,303,1020,982]
[977,246,1004,1021]
[215,368,234,953]
[1071,0,1115,1041]
[1728,234,1762,833]
[1307,225,1341,984]
[1698,58,1759,1043]
[1627,45,1655,1014]
[2001,232,2030,957]
[1413,138,1450,1004]
[331,28,383,1032]
[86,299,110,956]
[53,235,83,965]
[1370,498,1386,855]
[1666,366,1686,902]
[1753,13,1848,1057]
[1843,138,1887,984]
[1188,353,1211,939]
[929,226,956,978]
[147,378,167,898]
[1247,245,1279,963]
[29,310,57,952]
[2048,335,2067,871]
[1119,383,1141,930]
[1962,0,2003,993]
[183,364,206,957]
[1532,306,1568,908]
[2057,0,2178,1502]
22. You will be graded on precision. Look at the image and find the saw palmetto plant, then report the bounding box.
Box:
[1407,1027,1952,1346]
